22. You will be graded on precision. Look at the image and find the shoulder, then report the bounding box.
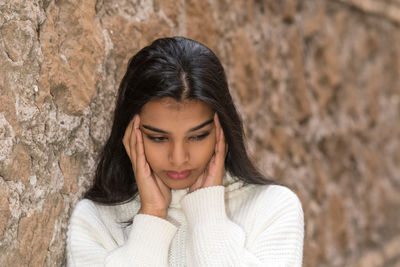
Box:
[237,184,304,221]
[239,185,304,264]
[70,197,140,223]
[238,183,301,203]
[68,199,103,228]
[67,199,126,249]
[70,199,98,217]
[67,199,104,249]
[257,184,302,207]
[67,200,126,263]
[237,184,304,239]
[259,184,302,212]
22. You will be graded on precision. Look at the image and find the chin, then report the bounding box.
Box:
[170,184,190,190]
[164,179,195,190]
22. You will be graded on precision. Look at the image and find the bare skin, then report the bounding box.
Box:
[122,99,227,219]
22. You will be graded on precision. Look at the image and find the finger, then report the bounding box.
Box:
[126,115,138,169]
[214,115,226,166]
[154,172,171,197]
[123,117,135,159]
[214,114,225,154]
[135,124,147,175]
[214,113,221,144]
[131,115,139,153]
[123,118,134,157]
[135,127,155,196]
[189,171,206,193]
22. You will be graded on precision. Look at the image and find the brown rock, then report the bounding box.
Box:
[230,29,262,119]
[339,0,400,24]
[308,34,341,116]
[17,194,63,266]
[328,191,348,250]
[383,236,400,262]
[0,93,20,136]
[289,137,307,165]
[272,163,285,181]
[245,0,255,23]
[265,125,289,158]
[0,114,15,163]
[139,14,173,49]
[287,26,312,121]
[213,0,253,29]
[303,241,319,267]
[60,153,80,194]
[185,0,217,51]
[39,0,105,115]
[0,250,25,267]
[154,0,180,25]
[0,63,3,90]
[1,20,35,63]
[312,158,327,203]
[357,250,384,267]
[381,183,400,241]
[102,13,171,84]
[0,184,9,239]
[316,209,328,262]
[367,71,379,125]
[1,143,31,184]
[101,15,141,83]
[280,0,298,23]
[301,1,325,38]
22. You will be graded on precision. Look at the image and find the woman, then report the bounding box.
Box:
[67,37,304,266]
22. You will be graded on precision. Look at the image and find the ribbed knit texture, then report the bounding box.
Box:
[67,174,304,266]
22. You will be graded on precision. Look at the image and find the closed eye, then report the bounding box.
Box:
[146,135,168,143]
[144,132,210,143]
[188,132,210,141]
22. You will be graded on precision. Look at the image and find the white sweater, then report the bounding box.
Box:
[66,174,304,266]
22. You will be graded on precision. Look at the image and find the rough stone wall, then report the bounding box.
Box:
[0,0,399,266]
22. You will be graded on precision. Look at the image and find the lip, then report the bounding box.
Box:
[166,170,192,180]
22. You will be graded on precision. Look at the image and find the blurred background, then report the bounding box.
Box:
[0,0,399,266]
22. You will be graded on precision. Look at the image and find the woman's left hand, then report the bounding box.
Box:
[189,113,227,193]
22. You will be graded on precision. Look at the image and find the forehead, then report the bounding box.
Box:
[140,97,214,128]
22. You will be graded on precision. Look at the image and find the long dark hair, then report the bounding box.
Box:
[85,37,273,204]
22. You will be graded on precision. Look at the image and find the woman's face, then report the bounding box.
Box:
[139,97,217,190]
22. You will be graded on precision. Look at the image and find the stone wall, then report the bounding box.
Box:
[0,0,399,266]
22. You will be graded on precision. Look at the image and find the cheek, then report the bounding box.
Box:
[192,135,216,165]
[142,140,164,169]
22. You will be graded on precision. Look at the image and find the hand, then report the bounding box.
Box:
[123,115,171,218]
[188,113,227,193]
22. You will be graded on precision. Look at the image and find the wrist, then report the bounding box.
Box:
[182,186,227,225]
[138,208,167,219]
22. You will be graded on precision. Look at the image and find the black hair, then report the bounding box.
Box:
[85,36,273,204]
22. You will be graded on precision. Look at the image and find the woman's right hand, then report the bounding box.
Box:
[123,115,171,219]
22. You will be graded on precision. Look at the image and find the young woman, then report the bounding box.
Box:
[67,37,304,266]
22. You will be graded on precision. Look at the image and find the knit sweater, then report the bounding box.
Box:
[66,173,304,266]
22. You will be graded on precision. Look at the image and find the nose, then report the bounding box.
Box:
[168,141,189,167]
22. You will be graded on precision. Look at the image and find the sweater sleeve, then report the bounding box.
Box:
[180,185,304,267]
[66,199,177,266]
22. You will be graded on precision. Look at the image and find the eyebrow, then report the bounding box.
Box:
[142,118,214,134]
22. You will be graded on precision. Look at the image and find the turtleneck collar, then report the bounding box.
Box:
[105,172,250,222]
[168,171,246,208]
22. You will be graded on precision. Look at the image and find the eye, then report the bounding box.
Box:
[146,135,168,143]
[189,132,210,141]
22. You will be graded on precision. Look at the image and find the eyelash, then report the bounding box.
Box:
[146,132,210,143]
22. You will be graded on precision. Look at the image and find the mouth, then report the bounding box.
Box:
[165,170,192,180]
